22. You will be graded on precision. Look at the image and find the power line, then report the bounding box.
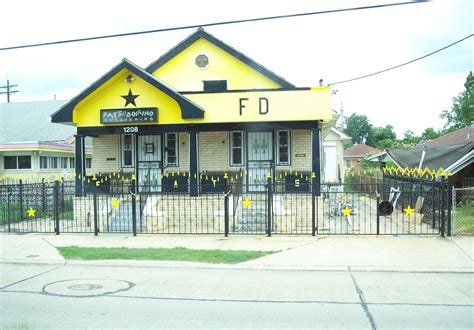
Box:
[328,33,473,86]
[0,1,428,51]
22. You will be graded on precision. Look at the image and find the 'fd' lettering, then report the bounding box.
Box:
[259,97,269,115]
[238,97,270,116]
[239,98,249,116]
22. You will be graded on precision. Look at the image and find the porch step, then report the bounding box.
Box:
[107,201,145,232]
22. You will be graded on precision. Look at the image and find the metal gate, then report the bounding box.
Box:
[247,132,273,191]
[137,135,162,192]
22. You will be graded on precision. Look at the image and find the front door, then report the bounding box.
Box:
[137,135,162,192]
[247,132,273,191]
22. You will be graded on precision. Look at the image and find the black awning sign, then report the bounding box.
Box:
[100,107,158,124]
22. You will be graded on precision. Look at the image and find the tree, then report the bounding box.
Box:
[440,71,474,131]
[401,130,421,146]
[344,113,372,144]
[420,127,442,141]
[367,125,397,149]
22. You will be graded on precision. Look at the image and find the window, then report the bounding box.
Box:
[4,156,17,169]
[69,157,75,169]
[230,131,244,166]
[3,156,32,169]
[86,158,92,169]
[121,134,135,167]
[50,157,58,169]
[40,156,48,169]
[195,54,209,69]
[165,133,178,166]
[61,157,68,169]
[203,80,227,92]
[276,130,290,165]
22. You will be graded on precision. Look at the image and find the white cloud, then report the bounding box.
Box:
[0,0,472,136]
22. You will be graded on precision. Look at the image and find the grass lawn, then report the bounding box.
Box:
[57,246,274,264]
[455,203,474,235]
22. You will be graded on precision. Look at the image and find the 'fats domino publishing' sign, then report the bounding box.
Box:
[100,107,158,124]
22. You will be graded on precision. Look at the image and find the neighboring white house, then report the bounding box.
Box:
[0,101,92,182]
[322,127,350,183]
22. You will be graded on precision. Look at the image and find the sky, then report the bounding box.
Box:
[0,0,472,137]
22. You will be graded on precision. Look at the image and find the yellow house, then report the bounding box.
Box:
[52,28,334,196]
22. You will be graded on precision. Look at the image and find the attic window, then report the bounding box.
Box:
[195,54,209,69]
[203,80,227,92]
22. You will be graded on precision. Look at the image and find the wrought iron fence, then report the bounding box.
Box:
[0,177,450,236]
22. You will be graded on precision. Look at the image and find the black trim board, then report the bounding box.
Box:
[180,87,310,95]
[51,59,204,123]
[145,28,295,89]
[77,121,320,136]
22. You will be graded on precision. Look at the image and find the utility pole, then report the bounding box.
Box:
[0,80,19,103]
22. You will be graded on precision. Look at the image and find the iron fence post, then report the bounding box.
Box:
[131,180,137,237]
[54,180,60,235]
[19,179,23,222]
[7,187,11,233]
[311,190,316,236]
[93,189,98,236]
[224,183,229,237]
[431,177,435,228]
[451,186,456,235]
[447,178,452,237]
[440,176,445,237]
[42,178,46,216]
[376,195,380,235]
[61,180,65,214]
[267,176,272,237]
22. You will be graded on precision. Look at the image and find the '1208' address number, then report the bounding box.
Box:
[123,127,138,133]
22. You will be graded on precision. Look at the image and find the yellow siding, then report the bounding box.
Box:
[152,38,282,91]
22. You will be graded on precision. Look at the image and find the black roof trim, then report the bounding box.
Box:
[51,58,204,123]
[145,28,295,89]
[180,87,310,95]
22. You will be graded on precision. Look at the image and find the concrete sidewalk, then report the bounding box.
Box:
[0,233,472,272]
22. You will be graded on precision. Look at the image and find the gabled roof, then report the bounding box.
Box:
[51,58,204,124]
[343,144,380,158]
[145,28,295,89]
[0,100,73,143]
[387,143,473,174]
[425,125,474,147]
[330,127,351,141]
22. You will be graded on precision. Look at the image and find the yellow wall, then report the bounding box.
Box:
[73,69,183,127]
[152,38,282,91]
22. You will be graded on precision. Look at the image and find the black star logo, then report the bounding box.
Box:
[121,89,139,107]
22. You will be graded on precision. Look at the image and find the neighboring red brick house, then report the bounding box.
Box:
[343,144,380,169]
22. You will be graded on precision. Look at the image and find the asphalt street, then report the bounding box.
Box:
[1,262,472,329]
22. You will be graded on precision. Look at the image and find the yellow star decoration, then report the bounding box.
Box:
[242,198,252,208]
[404,205,415,216]
[111,198,120,208]
[27,207,36,217]
[342,207,352,217]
